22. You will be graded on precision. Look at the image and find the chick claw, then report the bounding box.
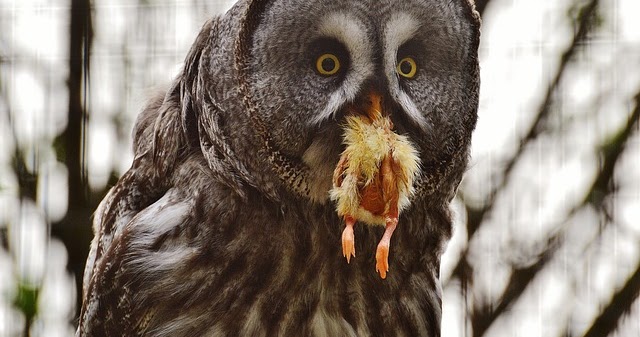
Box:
[342,229,355,263]
[342,216,356,263]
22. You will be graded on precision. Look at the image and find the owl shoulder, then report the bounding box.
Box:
[78,154,244,336]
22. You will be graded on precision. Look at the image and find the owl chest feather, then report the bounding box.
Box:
[151,196,444,337]
[80,153,447,337]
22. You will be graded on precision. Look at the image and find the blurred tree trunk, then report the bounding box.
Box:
[51,0,95,320]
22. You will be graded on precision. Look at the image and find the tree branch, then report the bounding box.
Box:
[449,0,602,289]
[465,0,601,241]
[448,1,603,314]
[582,260,640,337]
[470,88,640,337]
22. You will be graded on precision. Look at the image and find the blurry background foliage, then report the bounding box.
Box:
[0,0,639,336]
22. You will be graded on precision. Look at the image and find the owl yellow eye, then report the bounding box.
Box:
[316,53,341,76]
[396,57,417,79]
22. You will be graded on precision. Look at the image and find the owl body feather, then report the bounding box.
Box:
[78,0,480,335]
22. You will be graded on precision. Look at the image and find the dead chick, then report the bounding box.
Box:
[331,92,420,279]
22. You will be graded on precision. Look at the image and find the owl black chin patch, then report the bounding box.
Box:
[333,108,348,124]
[388,104,424,139]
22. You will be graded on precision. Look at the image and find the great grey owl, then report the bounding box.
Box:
[77,0,480,336]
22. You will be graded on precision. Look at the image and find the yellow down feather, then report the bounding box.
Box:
[330,113,421,225]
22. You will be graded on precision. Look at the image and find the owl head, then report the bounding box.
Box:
[175,0,480,203]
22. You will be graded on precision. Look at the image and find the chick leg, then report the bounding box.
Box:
[376,152,400,279]
[342,216,356,263]
[375,216,398,279]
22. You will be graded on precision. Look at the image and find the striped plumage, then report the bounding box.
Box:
[78,0,480,336]
[80,144,449,336]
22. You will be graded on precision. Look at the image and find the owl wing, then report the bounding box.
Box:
[78,155,236,337]
[78,179,184,336]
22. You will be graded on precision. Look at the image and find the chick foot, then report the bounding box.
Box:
[375,217,398,279]
[375,245,389,279]
[342,216,356,263]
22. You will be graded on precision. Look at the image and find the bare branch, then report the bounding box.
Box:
[470,88,640,337]
[448,0,603,306]
[582,259,640,337]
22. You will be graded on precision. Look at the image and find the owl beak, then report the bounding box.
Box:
[349,91,393,127]
[364,92,383,120]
